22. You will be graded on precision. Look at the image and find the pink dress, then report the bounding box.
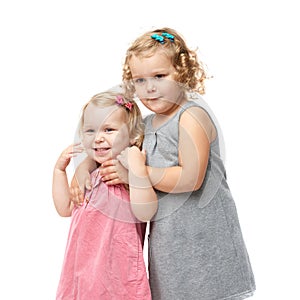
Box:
[56,169,151,300]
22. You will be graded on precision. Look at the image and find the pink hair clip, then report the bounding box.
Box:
[124,102,133,110]
[115,95,133,111]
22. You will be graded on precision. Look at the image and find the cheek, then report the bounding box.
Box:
[134,85,146,98]
[164,83,183,101]
[112,130,130,150]
[160,80,176,92]
[82,135,93,148]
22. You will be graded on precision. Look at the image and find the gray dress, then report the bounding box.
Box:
[143,99,256,300]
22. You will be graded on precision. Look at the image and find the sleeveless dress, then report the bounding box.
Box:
[143,98,256,300]
[56,168,151,300]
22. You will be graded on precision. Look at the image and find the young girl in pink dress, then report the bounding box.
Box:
[52,90,157,300]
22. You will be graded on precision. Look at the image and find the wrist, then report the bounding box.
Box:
[54,168,67,174]
[128,167,152,189]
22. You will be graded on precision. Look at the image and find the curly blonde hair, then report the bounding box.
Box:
[123,27,209,98]
[79,89,144,149]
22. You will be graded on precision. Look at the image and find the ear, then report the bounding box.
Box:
[130,133,142,147]
[130,137,137,146]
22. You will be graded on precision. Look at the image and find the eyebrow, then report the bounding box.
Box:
[132,69,168,78]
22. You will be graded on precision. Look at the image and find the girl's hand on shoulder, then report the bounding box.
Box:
[119,146,147,176]
[54,143,84,173]
[100,157,129,185]
[128,146,147,166]
[118,146,146,168]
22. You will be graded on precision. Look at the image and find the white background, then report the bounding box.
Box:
[0,0,299,299]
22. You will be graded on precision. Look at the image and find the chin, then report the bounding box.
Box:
[146,101,162,110]
[93,156,106,164]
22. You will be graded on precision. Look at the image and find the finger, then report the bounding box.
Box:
[105,178,123,185]
[77,178,86,193]
[78,190,84,204]
[101,173,117,182]
[71,144,84,154]
[85,177,92,190]
[70,187,76,203]
[75,187,84,204]
[99,165,116,176]
[100,159,117,168]
[73,142,82,146]
[70,187,80,205]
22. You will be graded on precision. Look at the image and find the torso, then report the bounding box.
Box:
[143,96,255,300]
[56,169,151,300]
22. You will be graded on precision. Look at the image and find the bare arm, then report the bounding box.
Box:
[52,143,84,217]
[147,107,215,193]
[100,107,215,194]
[118,147,158,221]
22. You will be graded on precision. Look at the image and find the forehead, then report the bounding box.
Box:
[129,50,173,77]
[83,103,127,125]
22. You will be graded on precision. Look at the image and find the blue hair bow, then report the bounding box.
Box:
[151,34,165,44]
[151,32,175,44]
[161,32,174,41]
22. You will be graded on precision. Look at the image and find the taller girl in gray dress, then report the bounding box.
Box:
[120,27,256,300]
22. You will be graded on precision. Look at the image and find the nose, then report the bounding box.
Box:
[146,78,157,93]
[95,133,104,143]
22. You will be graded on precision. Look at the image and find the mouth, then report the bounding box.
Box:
[145,97,159,101]
[93,147,111,155]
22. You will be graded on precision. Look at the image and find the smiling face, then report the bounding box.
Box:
[81,103,131,165]
[129,50,187,116]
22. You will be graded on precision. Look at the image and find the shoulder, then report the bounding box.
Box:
[180,104,217,143]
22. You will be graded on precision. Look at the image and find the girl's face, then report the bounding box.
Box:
[129,50,186,116]
[82,103,131,165]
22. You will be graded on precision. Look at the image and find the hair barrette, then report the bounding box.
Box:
[151,32,175,44]
[115,95,133,111]
[161,32,174,41]
[151,34,165,44]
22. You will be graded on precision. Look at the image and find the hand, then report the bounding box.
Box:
[127,146,147,166]
[70,175,86,206]
[70,157,94,206]
[55,143,84,172]
[119,146,147,175]
[100,158,129,185]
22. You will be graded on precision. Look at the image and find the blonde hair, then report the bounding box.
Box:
[79,90,144,149]
[123,27,209,98]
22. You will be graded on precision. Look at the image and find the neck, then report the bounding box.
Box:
[153,100,187,128]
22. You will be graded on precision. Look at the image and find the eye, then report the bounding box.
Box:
[104,128,115,133]
[134,78,146,85]
[84,128,95,134]
[154,74,166,80]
